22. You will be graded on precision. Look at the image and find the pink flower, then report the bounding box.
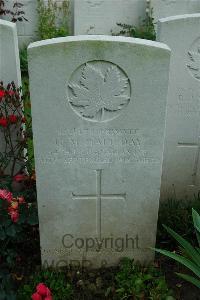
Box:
[36,283,48,297]
[17,196,25,204]
[0,189,13,202]
[31,293,42,300]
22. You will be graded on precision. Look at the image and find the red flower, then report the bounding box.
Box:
[31,293,42,300]
[9,209,19,223]
[8,90,15,96]
[9,114,18,124]
[0,117,8,127]
[0,90,5,99]
[13,173,28,182]
[36,283,49,296]
[0,189,13,202]
[44,296,53,300]
[21,116,26,123]
[46,288,52,296]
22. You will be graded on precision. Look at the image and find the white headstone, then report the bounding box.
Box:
[151,0,200,26]
[157,14,200,200]
[28,35,170,268]
[74,0,146,35]
[0,20,21,86]
[0,20,22,175]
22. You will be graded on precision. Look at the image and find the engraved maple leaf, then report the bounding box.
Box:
[68,63,130,119]
[187,47,200,80]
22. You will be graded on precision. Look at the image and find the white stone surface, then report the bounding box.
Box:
[0,20,21,173]
[74,0,146,35]
[157,14,200,200]
[0,20,21,86]
[151,0,200,25]
[0,20,22,171]
[28,35,170,268]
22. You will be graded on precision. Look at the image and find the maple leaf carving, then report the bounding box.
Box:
[187,47,200,80]
[68,63,130,120]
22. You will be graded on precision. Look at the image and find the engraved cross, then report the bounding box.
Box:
[72,169,126,239]
[178,136,200,186]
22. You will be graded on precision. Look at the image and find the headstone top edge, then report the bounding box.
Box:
[28,35,171,53]
[0,19,16,29]
[158,13,200,25]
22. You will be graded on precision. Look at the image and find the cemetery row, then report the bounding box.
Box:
[2,0,200,47]
[27,13,200,268]
[0,8,200,300]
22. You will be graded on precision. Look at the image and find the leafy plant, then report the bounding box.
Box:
[157,196,200,249]
[37,0,69,40]
[116,14,156,41]
[0,187,38,300]
[0,0,27,22]
[17,269,73,300]
[20,48,28,78]
[154,209,200,289]
[113,258,174,299]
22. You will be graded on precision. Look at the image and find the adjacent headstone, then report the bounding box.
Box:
[28,35,170,268]
[150,0,200,26]
[157,14,200,200]
[0,20,21,86]
[0,20,22,174]
[74,0,146,35]
[3,0,73,48]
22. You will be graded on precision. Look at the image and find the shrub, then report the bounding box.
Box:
[0,82,32,178]
[37,0,69,40]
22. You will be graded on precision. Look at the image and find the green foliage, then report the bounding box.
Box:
[157,196,200,249]
[21,78,35,172]
[154,209,200,289]
[114,258,175,299]
[0,187,38,300]
[116,15,156,41]
[17,269,73,300]
[37,0,69,40]
[19,48,28,78]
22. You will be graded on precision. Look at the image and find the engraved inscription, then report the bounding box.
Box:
[161,0,176,4]
[37,128,159,165]
[67,61,131,122]
[72,169,126,239]
[187,38,200,81]
[86,0,104,7]
[178,136,200,186]
[176,88,200,116]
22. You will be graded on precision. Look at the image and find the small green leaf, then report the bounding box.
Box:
[163,224,200,267]
[153,248,200,279]
[192,209,200,246]
[5,225,16,237]
[176,272,200,289]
